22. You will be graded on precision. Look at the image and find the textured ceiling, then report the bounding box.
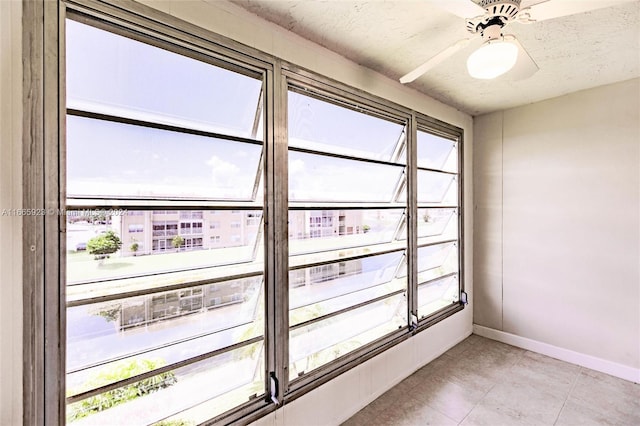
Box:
[229,0,640,115]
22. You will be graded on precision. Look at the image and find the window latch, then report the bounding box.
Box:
[460,291,468,305]
[269,372,280,405]
[410,311,418,330]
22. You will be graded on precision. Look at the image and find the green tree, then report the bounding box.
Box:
[171,235,184,251]
[87,231,122,259]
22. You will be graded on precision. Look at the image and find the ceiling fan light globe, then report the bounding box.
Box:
[467,40,519,79]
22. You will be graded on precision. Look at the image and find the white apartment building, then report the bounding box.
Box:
[113,209,368,256]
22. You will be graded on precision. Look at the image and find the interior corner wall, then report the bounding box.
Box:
[0,0,23,424]
[473,78,640,377]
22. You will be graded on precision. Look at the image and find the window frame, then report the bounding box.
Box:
[23,0,465,424]
[61,13,274,426]
[283,75,412,395]
[415,115,465,328]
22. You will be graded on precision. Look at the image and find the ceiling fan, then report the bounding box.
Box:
[400,0,632,83]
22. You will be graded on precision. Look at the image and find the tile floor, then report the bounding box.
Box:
[342,335,640,425]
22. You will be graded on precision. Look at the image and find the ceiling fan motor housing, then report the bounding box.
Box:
[466,0,521,34]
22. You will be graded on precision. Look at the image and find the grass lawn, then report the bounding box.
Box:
[67,246,256,284]
[66,231,408,303]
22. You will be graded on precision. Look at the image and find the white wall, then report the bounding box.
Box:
[0,0,23,424]
[474,78,640,380]
[1,0,473,424]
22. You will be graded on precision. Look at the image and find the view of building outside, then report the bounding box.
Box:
[112,210,261,256]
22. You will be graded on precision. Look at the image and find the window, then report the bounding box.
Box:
[179,221,202,236]
[32,5,463,425]
[152,220,178,238]
[65,18,265,425]
[415,128,461,318]
[287,89,408,380]
[127,224,143,233]
[180,211,203,220]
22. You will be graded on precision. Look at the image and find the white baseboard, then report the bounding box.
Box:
[473,324,640,384]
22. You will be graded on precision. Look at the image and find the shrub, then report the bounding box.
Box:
[67,358,177,422]
[171,235,184,250]
[153,420,195,426]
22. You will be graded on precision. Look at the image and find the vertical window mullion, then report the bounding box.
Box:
[264,61,290,401]
[457,134,465,304]
[54,3,67,425]
[407,112,419,328]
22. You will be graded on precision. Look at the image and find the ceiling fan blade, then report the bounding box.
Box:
[425,0,486,19]
[504,35,539,81]
[526,0,635,22]
[400,38,472,84]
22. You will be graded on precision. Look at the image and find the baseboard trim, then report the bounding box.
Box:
[473,324,640,384]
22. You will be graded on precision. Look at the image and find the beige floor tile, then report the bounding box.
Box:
[411,375,485,422]
[343,395,457,426]
[365,384,408,414]
[342,336,639,426]
[444,357,502,393]
[413,354,458,381]
[393,354,462,398]
[503,351,580,399]
[555,398,631,426]
[385,396,458,426]
[451,344,522,383]
[459,403,541,426]
[464,334,486,346]
[340,405,380,426]
[472,338,526,361]
[393,374,423,394]
[446,338,478,358]
[476,377,566,424]
[566,369,640,425]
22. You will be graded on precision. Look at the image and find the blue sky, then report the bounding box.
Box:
[66,19,456,202]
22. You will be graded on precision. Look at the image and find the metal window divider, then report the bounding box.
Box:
[264,59,290,405]
[407,112,419,331]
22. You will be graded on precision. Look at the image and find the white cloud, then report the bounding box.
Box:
[289,158,305,175]
[206,155,241,188]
